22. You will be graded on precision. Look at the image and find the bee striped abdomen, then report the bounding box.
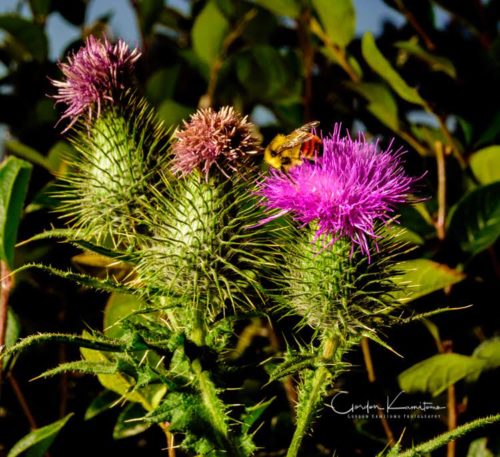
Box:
[300,135,322,159]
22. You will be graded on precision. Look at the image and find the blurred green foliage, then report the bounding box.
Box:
[0,0,499,456]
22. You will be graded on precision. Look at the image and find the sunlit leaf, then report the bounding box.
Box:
[362,32,426,107]
[0,157,32,268]
[422,319,442,351]
[469,146,500,185]
[398,353,485,396]
[347,82,399,132]
[46,141,74,176]
[395,40,456,78]
[2,308,21,370]
[472,337,500,370]
[113,403,151,439]
[85,390,120,420]
[7,414,73,457]
[241,398,275,434]
[466,437,494,457]
[191,1,229,65]
[312,0,355,48]
[81,342,166,411]
[392,259,465,302]
[447,182,500,256]
[104,293,142,339]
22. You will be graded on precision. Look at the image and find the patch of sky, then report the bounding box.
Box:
[353,0,405,36]
[251,105,278,127]
[432,3,452,31]
[407,110,440,129]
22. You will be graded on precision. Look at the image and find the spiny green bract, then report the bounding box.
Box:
[274,225,409,343]
[55,91,169,249]
[132,169,286,320]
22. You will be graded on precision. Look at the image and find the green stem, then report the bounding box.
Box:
[188,272,243,457]
[192,359,244,457]
[189,270,206,347]
[286,337,338,457]
[396,414,500,457]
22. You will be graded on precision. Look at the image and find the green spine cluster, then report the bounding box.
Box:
[56,91,168,249]
[278,226,407,341]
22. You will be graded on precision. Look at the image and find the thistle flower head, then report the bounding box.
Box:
[258,125,418,257]
[51,35,141,131]
[171,106,260,179]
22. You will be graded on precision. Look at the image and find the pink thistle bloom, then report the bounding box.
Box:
[171,106,260,179]
[257,125,419,257]
[51,35,141,131]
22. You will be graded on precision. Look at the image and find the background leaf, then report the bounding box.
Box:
[145,66,181,106]
[362,32,426,107]
[191,1,229,65]
[311,0,355,48]
[0,15,47,61]
[469,146,500,185]
[104,293,142,339]
[348,82,399,132]
[157,100,194,127]
[7,414,73,457]
[113,403,151,439]
[137,0,164,34]
[398,353,485,396]
[5,140,54,173]
[472,338,500,370]
[466,437,494,457]
[84,390,120,420]
[251,0,300,18]
[2,308,21,370]
[395,40,456,78]
[392,259,465,302]
[0,157,32,268]
[447,182,500,256]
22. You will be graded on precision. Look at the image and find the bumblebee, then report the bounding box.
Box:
[264,121,322,172]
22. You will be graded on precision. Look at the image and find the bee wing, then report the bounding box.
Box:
[275,131,311,153]
[275,122,320,153]
[297,121,320,132]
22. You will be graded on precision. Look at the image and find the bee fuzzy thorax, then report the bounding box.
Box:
[263,122,322,173]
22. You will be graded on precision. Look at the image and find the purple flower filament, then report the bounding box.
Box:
[258,125,418,259]
[51,35,141,131]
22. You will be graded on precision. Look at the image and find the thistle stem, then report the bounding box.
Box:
[192,359,244,457]
[159,422,176,457]
[286,336,339,457]
[0,261,12,384]
[188,273,242,457]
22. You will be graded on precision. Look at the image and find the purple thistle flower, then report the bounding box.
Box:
[171,106,260,179]
[257,125,419,257]
[51,35,141,131]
